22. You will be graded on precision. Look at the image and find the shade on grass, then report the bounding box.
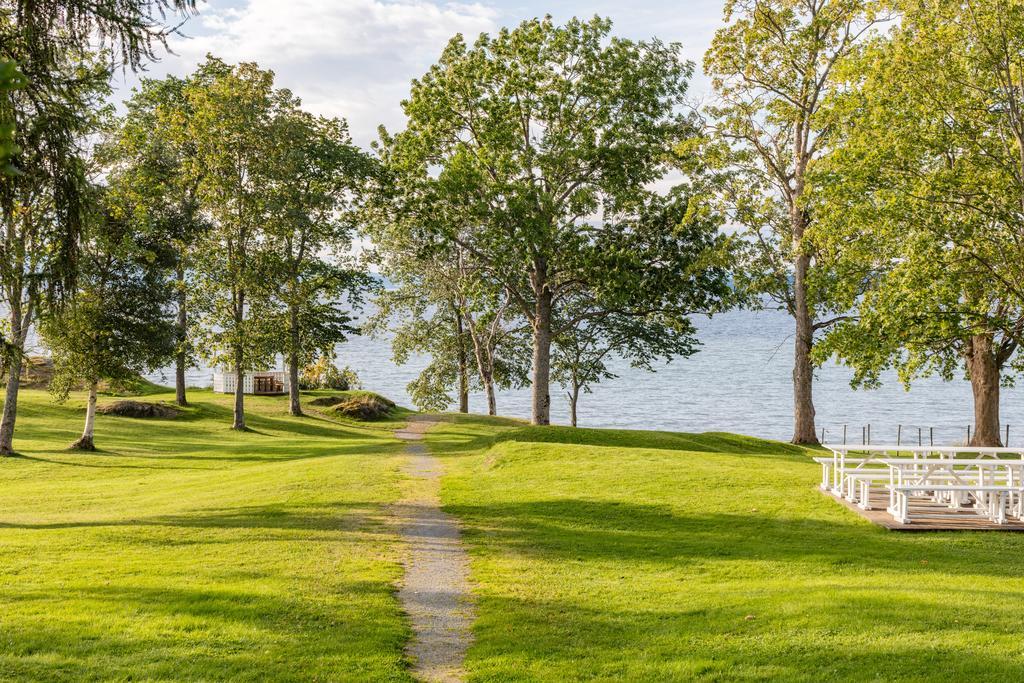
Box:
[427,415,1024,681]
[0,389,412,681]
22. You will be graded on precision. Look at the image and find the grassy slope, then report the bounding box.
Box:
[0,388,412,682]
[428,416,1024,682]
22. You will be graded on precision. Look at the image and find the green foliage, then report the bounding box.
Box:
[98,74,210,376]
[299,357,362,391]
[0,58,26,172]
[177,57,288,376]
[40,189,177,402]
[379,15,731,422]
[552,189,737,422]
[810,0,1024,388]
[258,105,377,369]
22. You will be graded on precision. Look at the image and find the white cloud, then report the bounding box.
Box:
[119,0,499,145]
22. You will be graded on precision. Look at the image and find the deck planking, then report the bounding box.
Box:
[823,489,1024,531]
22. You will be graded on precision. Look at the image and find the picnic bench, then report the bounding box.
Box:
[819,444,1024,527]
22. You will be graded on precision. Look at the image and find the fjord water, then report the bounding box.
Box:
[154,308,1024,444]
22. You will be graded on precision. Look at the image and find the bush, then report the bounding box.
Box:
[299,357,362,391]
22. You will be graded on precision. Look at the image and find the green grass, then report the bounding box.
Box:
[426,415,1024,681]
[0,388,413,681]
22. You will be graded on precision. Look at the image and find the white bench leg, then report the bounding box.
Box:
[858,479,872,510]
[893,491,910,524]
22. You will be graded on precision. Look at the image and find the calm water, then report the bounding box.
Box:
[149,308,1024,445]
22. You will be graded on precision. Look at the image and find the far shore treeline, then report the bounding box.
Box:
[1,0,1022,452]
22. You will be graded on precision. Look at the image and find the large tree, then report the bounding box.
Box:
[382,16,706,425]
[0,0,194,454]
[0,51,109,456]
[261,106,375,416]
[811,0,1024,446]
[99,74,207,407]
[181,57,286,431]
[704,0,880,444]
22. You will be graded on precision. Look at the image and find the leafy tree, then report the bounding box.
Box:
[704,0,881,444]
[368,289,469,413]
[181,57,286,430]
[99,74,207,407]
[261,106,376,416]
[382,16,705,425]
[40,188,177,450]
[0,0,193,454]
[0,51,109,456]
[811,0,1024,446]
[553,191,735,426]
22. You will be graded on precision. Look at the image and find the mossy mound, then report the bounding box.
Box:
[330,394,396,421]
[97,400,180,419]
[308,396,344,407]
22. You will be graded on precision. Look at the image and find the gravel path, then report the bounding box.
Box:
[392,417,474,682]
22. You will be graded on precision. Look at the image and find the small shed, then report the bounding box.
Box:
[213,369,289,395]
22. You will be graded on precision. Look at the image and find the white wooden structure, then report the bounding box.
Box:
[820,444,1024,526]
[213,369,289,395]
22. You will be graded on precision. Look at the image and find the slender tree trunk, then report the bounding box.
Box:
[0,351,23,456]
[967,333,1001,447]
[483,376,496,416]
[531,286,553,426]
[0,304,26,455]
[288,304,302,417]
[175,265,188,407]
[456,310,469,413]
[467,317,498,417]
[72,381,98,451]
[232,291,246,431]
[568,383,580,428]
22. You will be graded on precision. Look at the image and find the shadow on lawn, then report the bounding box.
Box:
[0,502,386,534]
[446,498,1024,579]
[0,579,410,681]
[465,591,1024,680]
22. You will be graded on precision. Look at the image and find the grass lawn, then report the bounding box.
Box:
[0,388,413,681]
[427,415,1024,681]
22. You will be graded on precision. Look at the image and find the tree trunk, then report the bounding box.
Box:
[483,375,496,416]
[231,289,246,430]
[174,265,188,407]
[456,311,469,413]
[0,352,23,455]
[287,305,302,417]
[791,252,818,445]
[531,286,553,426]
[0,299,31,456]
[71,381,98,451]
[967,333,1002,447]
[568,383,580,428]
[232,346,246,431]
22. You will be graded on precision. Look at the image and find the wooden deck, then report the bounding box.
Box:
[824,489,1024,531]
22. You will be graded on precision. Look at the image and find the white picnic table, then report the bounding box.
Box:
[819,444,1024,525]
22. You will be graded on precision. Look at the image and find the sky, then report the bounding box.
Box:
[112,0,727,146]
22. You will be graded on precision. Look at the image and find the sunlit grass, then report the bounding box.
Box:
[428,415,1024,681]
[0,388,412,681]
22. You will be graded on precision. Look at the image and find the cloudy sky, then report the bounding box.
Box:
[113,0,725,146]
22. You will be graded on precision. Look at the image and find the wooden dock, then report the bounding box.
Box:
[825,489,1024,531]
